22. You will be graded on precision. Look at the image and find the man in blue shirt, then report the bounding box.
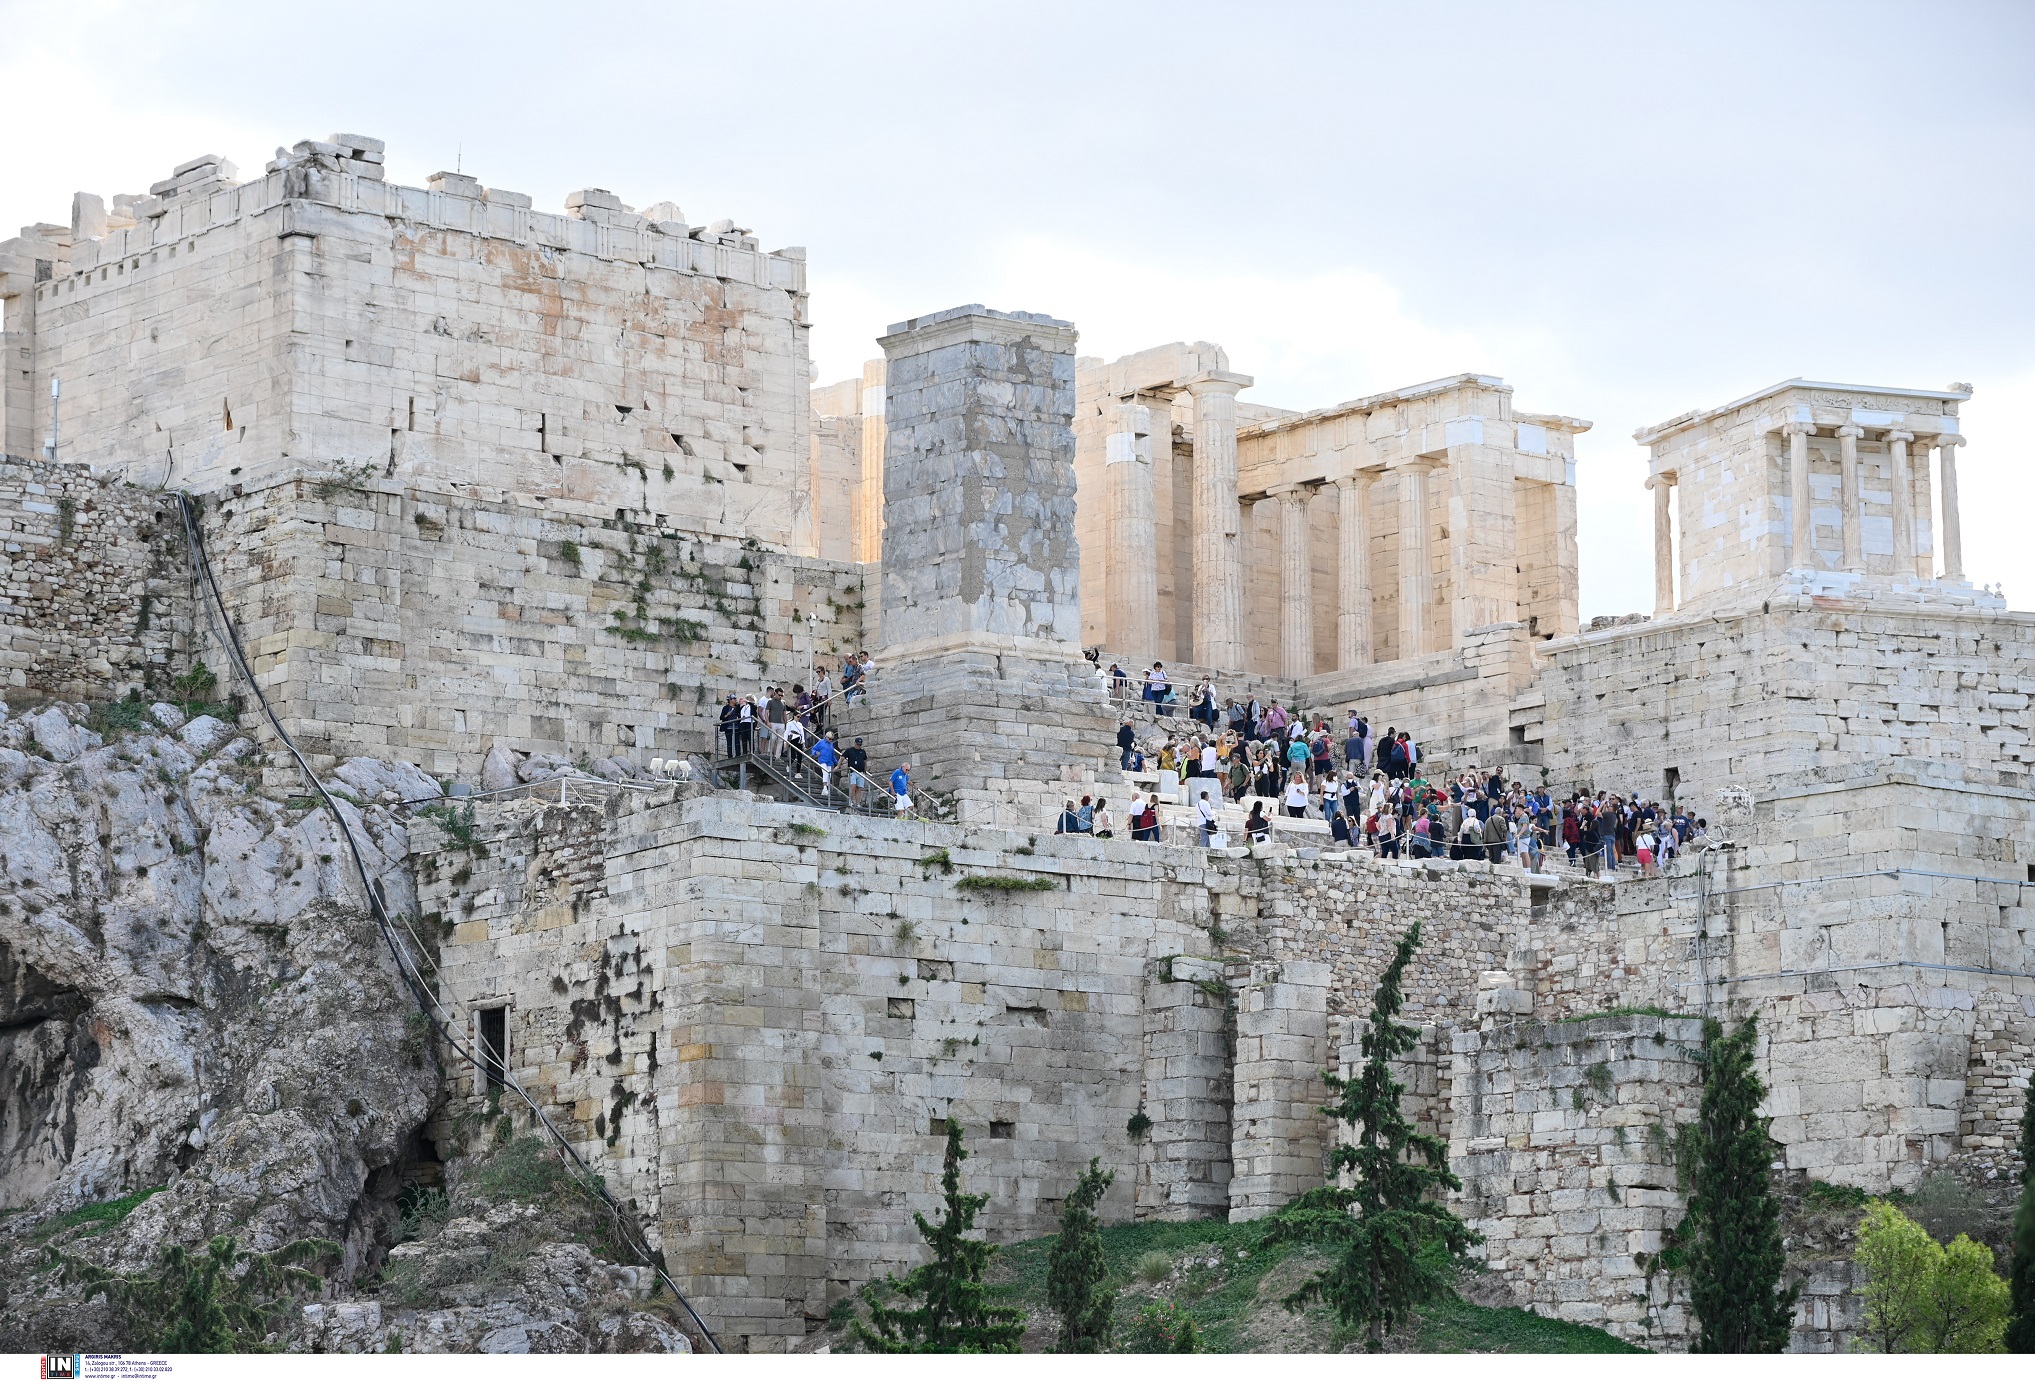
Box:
[813,733,839,796]
[890,763,912,814]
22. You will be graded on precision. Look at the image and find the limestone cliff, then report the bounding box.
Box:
[0,700,435,1347]
[0,702,693,1353]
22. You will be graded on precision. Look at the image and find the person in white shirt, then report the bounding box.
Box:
[1199,741,1218,778]
[1196,790,1217,845]
[1283,776,1310,818]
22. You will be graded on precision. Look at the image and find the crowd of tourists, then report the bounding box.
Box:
[714,653,914,811]
[1090,676,1708,871]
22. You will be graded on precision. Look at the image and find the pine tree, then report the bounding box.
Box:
[1684,1015,1798,1352]
[1264,921,1478,1349]
[1046,1157,1116,1352]
[851,1118,1023,1353]
[2006,1078,2035,1353]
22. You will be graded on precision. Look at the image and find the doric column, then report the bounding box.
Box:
[1398,460,1434,658]
[1273,484,1314,679]
[856,358,887,563]
[1105,401,1159,654]
[1648,472,1676,616]
[1785,421,1815,571]
[1186,371,1252,670]
[1333,472,1374,669]
[1835,424,1864,571]
[1936,433,1965,579]
[1885,429,1916,576]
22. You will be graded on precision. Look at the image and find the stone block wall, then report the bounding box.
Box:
[6,141,814,546]
[0,457,190,701]
[1527,599,2035,807]
[1450,1015,1705,1349]
[422,792,1235,1351]
[198,471,864,779]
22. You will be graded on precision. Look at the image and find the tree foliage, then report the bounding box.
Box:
[1681,1015,1798,1353]
[1852,1199,2009,1353]
[1046,1157,1117,1352]
[58,1233,338,1352]
[850,1118,1023,1353]
[1263,921,1479,1349]
[2007,1078,2035,1353]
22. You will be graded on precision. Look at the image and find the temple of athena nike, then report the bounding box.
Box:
[1,137,2027,1353]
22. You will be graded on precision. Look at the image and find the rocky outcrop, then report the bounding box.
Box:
[0,702,707,1354]
[0,702,435,1349]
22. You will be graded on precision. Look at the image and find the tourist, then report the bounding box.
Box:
[718,694,740,757]
[1137,794,1161,842]
[1196,790,1217,846]
[813,732,838,795]
[890,762,912,815]
[1245,800,1270,843]
[765,686,789,759]
[1108,662,1128,701]
[1282,774,1310,819]
[1057,799,1080,834]
[811,667,833,734]
[1093,798,1114,839]
[735,695,756,756]
[1077,795,1095,833]
[1117,719,1137,769]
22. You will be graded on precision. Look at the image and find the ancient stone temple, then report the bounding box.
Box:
[2,136,2028,1356]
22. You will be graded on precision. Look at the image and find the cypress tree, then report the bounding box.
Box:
[1684,1015,1798,1352]
[2006,1079,2035,1353]
[851,1118,1023,1353]
[1265,921,1478,1349]
[1046,1158,1117,1352]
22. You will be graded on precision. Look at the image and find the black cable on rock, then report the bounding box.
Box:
[175,494,722,1353]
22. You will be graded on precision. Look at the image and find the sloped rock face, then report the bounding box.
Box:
[0,704,436,1350]
[296,1201,690,1354]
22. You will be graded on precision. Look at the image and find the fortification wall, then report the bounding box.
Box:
[1525,598,2035,805]
[0,457,190,701]
[194,471,864,779]
[5,139,814,547]
[1450,1014,1704,1349]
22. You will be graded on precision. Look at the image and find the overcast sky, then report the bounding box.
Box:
[4,0,2030,616]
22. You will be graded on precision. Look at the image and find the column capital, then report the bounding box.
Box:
[1884,429,1915,445]
[1267,481,1313,502]
[1645,470,1678,490]
[1782,420,1817,437]
[1330,467,1381,492]
[1182,369,1253,397]
[1935,432,1965,449]
[1835,423,1864,440]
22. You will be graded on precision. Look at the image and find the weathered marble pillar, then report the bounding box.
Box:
[1936,433,1965,579]
[1274,484,1314,679]
[1333,472,1374,669]
[1398,460,1433,658]
[1836,424,1864,571]
[1886,429,1916,576]
[1186,371,1251,670]
[1105,401,1159,655]
[1786,422,1815,571]
[1648,472,1676,616]
[855,358,887,563]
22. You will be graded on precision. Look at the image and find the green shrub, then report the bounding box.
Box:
[954,875,1058,893]
[1853,1198,2008,1352]
[1133,1250,1172,1284]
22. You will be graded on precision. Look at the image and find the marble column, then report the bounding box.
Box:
[856,358,887,564]
[1648,472,1676,616]
[1936,433,1965,579]
[1274,485,1314,679]
[1785,421,1815,571]
[1187,371,1251,670]
[1885,429,1916,576]
[1398,460,1434,659]
[1836,424,1864,571]
[1105,401,1158,654]
[1333,472,1374,669]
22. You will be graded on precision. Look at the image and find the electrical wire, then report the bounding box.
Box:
[176,495,722,1353]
